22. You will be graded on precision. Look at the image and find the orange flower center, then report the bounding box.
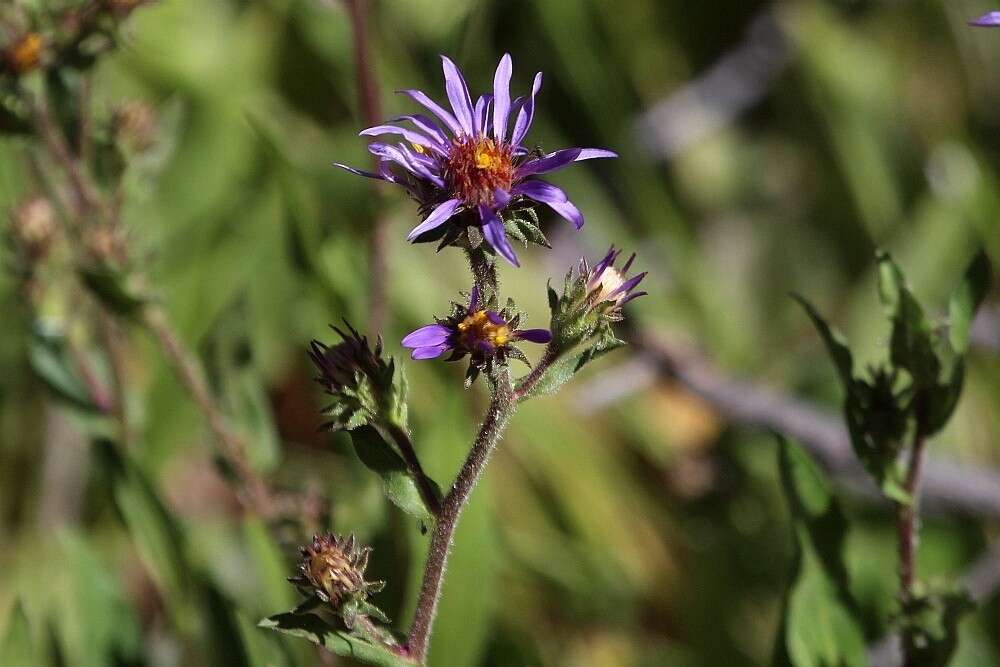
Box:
[445,136,514,205]
[6,33,44,74]
[457,310,511,349]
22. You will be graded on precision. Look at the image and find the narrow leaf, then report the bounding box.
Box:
[948,250,991,354]
[259,613,415,667]
[349,426,440,521]
[792,294,854,386]
[774,438,866,667]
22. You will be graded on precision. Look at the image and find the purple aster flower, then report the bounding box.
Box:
[402,286,550,372]
[971,12,1000,26]
[335,54,617,266]
[582,246,647,319]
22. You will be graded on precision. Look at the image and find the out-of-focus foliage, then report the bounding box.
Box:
[0,1,998,666]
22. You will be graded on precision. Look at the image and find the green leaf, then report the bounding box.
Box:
[875,252,939,387]
[901,588,974,667]
[349,426,440,522]
[259,613,415,667]
[94,440,191,601]
[792,294,854,386]
[0,601,35,666]
[519,335,624,400]
[948,250,991,354]
[79,266,147,318]
[774,438,866,667]
[27,327,101,413]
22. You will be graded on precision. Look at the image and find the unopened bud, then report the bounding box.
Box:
[309,322,406,430]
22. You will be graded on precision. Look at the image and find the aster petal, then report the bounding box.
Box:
[359,125,445,155]
[480,205,520,267]
[398,89,462,135]
[516,147,618,178]
[512,179,568,203]
[485,310,506,325]
[468,285,480,313]
[493,188,511,207]
[971,11,1000,26]
[515,180,585,229]
[402,324,452,348]
[511,72,543,147]
[608,272,648,298]
[492,53,513,141]
[619,291,648,306]
[514,328,552,344]
[441,56,475,135]
[368,143,443,186]
[407,198,463,241]
[333,162,390,182]
[591,246,620,280]
[411,345,450,360]
[473,95,489,137]
[393,114,449,147]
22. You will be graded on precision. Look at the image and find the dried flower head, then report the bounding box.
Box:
[10,196,58,260]
[113,101,157,152]
[290,533,384,609]
[309,322,406,430]
[402,285,550,373]
[335,54,617,266]
[4,33,45,75]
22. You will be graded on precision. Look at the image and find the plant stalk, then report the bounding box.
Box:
[405,371,514,663]
[897,425,928,666]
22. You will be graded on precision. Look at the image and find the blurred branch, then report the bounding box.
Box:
[580,331,1000,519]
[141,305,275,516]
[633,7,792,159]
[341,0,390,332]
[970,307,1000,352]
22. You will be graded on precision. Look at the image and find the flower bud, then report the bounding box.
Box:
[289,533,384,610]
[309,322,407,430]
[550,245,647,349]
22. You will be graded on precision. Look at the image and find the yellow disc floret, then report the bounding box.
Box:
[457,310,511,350]
[445,136,514,205]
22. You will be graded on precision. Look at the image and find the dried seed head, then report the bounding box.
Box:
[112,101,157,152]
[82,224,129,266]
[10,196,58,260]
[289,533,384,609]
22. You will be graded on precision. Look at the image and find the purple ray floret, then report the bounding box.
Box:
[971,12,1000,26]
[402,286,551,362]
[334,53,617,266]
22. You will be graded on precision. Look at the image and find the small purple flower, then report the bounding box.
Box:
[335,54,617,266]
[582,246,647,319]
[971,11,1000,26]
[402,286,550,367]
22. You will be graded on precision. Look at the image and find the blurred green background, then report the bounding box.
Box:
[1,0,999,665]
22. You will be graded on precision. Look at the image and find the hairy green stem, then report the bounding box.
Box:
[405,371,514,663]
[513,343,561,401]
[897,425,928,667]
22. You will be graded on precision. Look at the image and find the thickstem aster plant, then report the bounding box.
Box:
[334,53,617,266]
[265,51,644,667]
